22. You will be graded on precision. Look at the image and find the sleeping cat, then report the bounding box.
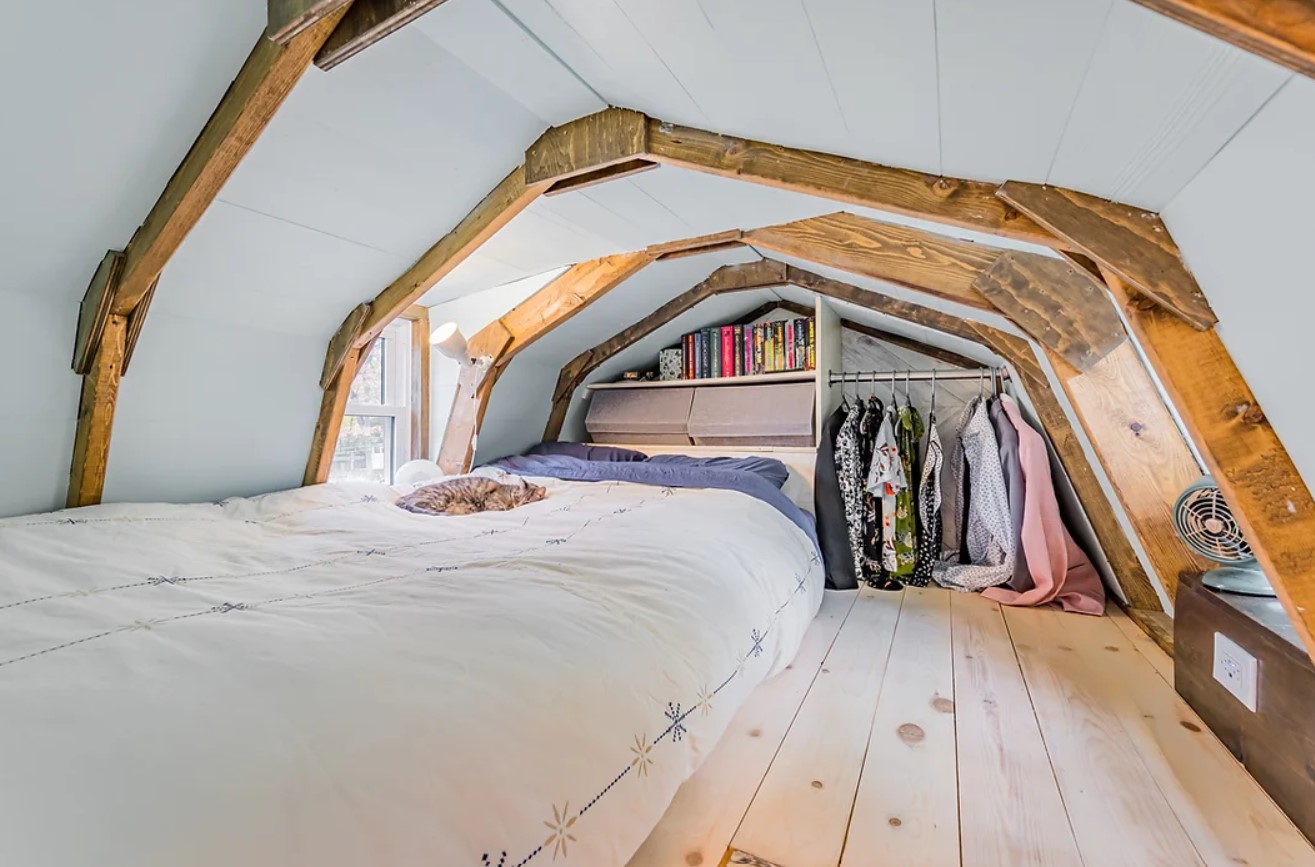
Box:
[395,475,546,516]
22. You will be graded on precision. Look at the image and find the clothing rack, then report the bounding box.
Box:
[827,367,1009,385]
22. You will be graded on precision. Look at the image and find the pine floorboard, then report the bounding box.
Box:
[632,588,1315,867]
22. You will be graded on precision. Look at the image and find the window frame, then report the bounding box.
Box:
[333,306,430,483]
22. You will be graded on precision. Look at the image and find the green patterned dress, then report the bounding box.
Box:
[890,404,924,577]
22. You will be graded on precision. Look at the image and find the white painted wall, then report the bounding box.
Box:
[0,291,83,517]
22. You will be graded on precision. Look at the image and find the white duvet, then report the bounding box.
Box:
[0,477,822,867]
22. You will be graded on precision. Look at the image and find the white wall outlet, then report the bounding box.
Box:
[1212,632,1259,712]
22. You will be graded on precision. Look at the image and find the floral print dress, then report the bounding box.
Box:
[859,395,885,583]
[867,404,905,575]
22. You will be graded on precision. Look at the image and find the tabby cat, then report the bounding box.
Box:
[395,476,546,516]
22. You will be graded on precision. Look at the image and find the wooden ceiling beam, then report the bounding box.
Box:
[525,108,650,187]
[745,212,1000,313]
[1127,0,1315,80]
[642,117,1056,246]
[1105,269,1315,655]
[972,251,1128,371]
[997,182,1218,330]
[66,11,350,509]
[314,0,451,71]
[839,318,980,370]
[434,250,654,474]
[544,159,658,197]
[267,0,354,43]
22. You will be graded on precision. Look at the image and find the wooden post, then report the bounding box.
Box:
[1107,271,1315,654]
[68,316,129,509]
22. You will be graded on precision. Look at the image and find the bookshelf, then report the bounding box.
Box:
[581,297,845,450]
[587,371,814,391]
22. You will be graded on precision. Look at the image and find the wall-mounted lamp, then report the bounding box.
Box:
[430,322,471,364]
[431,322,493,387]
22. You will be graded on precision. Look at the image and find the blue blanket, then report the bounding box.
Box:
[488,453,820,554]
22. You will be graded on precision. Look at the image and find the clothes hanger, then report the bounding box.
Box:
[930,369,937,421]
[904,369,911,410]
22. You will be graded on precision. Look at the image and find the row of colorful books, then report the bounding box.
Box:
[680,317,815,380]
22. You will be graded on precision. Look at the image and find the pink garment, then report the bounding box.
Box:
[982,396,1105,616]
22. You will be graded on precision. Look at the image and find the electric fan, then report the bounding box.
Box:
[1173,477,1275,597]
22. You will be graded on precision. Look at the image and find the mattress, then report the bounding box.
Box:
[0,476,823,866]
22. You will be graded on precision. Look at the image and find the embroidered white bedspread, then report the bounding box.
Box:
[0,478,822,867]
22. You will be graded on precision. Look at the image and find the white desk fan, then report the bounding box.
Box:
[1173,477,1275,597]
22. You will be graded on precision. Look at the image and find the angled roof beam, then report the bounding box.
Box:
[267,0,354,43]
[1105,269,1315,655]
[314,0,452,70]
[971,251,1128,371]
[998,182,1218,330]
[522,108,1057,246]
[431,250,654,474]
[1127,0,1315,80]
[745,212,1001,314]
[66,10,351,508]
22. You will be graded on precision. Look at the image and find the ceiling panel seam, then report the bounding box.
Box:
[1159,73,1295,213]
[488,0,608,105]
[1044,0,1118,184]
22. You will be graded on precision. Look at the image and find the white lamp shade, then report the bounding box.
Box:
[430,322,470,363]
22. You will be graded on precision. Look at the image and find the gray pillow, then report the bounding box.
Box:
[525,441,649,462]
[647,454,790,489]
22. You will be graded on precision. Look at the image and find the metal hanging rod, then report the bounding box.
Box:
[827,367,1009,385]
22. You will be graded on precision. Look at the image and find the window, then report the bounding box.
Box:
[330,309,430,484]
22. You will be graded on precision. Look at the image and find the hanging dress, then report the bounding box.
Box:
[859,395,884,582]
[833,399,868,582]
[989,396,1031,591]
[982,396,1106,615]
[911,414,943,587]
[891,403,924,578]
[940,400,977,563]
[933,398,1016,591]
[867,404,905,575]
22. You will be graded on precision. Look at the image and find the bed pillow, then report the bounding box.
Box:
[647,454,790,490]
[525,442,649,463]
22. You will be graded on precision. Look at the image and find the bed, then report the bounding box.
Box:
[0,460,822,866]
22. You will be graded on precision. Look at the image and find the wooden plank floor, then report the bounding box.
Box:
[630,588,1315,867]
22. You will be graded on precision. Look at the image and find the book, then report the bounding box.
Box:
[807,318,816,370]
[721,325,733,379]
[733,324,744,377]
[763,323,774,373]
[752,324,763,375]
[785,320,795,370]
[773,321,786,372]
[711,328,722,378]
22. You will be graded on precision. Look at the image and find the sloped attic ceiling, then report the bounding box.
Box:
[2,0,1312,525]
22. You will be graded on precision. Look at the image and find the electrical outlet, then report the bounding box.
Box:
[1213,632,1259,712]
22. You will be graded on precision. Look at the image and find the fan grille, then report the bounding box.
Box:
[1174,485,1253,564]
